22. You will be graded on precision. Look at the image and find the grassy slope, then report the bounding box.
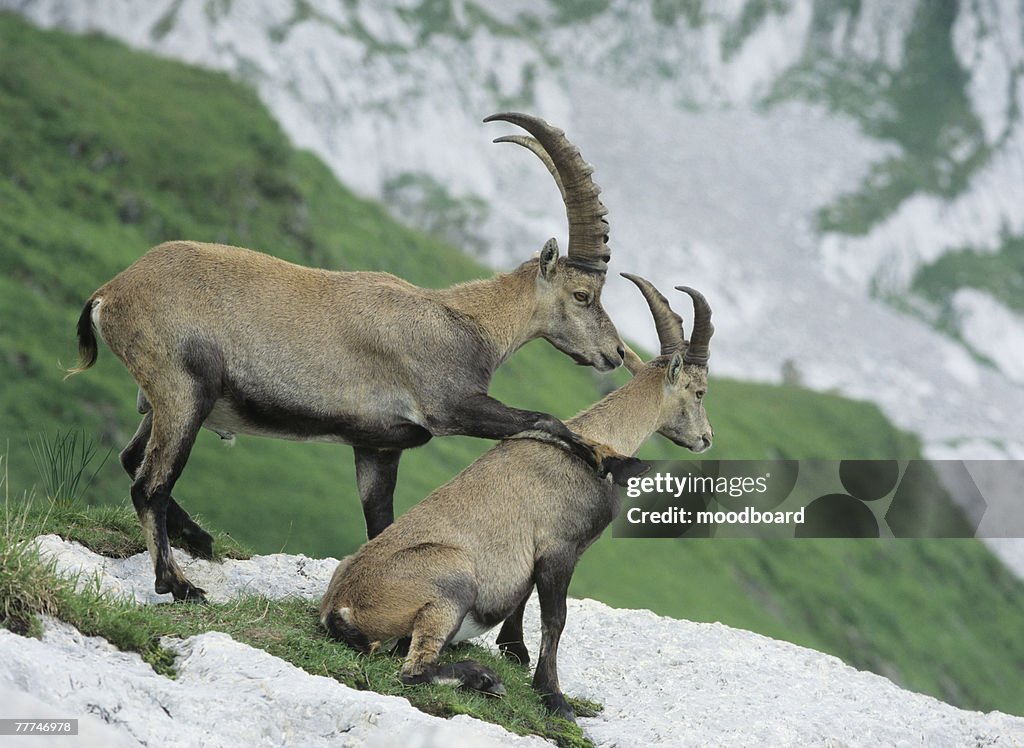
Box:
[1,11,1022,720]
[0,500,594,748]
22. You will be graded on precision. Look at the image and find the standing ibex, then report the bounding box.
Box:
[67,113,646,602]
[320,275,714,721]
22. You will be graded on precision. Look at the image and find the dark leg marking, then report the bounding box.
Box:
[436,394,646,486]
[165,499,215,560]
[353,447,403,539]
[132,370,219,602]
[119,412,151,479]
[533,553,575,722]
[496,589,532,667]
[400,660,506,696]
[122,412,215,560]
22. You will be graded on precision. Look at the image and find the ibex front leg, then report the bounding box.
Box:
[353,448,403,539]
[436,394,647,485]
[533,552,575,721]
[496,587,532,667]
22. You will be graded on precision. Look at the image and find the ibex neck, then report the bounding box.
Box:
[435,262,540,364]
[567,366,664,456]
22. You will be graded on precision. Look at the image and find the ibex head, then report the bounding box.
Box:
[486,112,624,372]
[622,274,715,453]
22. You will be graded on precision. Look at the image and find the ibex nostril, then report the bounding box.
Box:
[616,344,625,360]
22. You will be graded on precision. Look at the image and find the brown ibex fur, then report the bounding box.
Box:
[68,113,646,601]
[320,275,714,721]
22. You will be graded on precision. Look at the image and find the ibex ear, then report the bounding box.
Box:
[538,237,559,280]
[666,351,685,386]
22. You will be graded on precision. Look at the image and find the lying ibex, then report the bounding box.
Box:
[67,112,646,602]
[320,275,714,721]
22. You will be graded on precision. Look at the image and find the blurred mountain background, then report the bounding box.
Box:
[9,0,1024,460]
[2,1,1023,716]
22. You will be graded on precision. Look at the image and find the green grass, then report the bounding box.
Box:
[28,430,110,509]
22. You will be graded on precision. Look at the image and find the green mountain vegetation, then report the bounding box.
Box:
[2,11,1022,721]
[771,1,989,237]
[913,235,1024,317]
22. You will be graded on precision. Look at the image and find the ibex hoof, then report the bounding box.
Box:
[158,578,208,603]
[543,692,576,722]
[452,661,506,697]
[602,455,650,486]
[180,528,215,560]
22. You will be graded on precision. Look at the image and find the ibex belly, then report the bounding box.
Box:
[202,386,431,449]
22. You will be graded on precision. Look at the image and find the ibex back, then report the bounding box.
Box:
[68,113,645,601]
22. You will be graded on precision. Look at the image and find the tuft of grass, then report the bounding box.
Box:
[0,483,58,636]
[29,429,110,509]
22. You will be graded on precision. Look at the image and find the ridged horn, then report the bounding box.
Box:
[492,135,566,202]
[676,286,714,367]
[621,273,685,356]
[485,112,610,272]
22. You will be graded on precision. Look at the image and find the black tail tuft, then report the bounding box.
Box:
[323,609,372,654]
[65,300,98,379]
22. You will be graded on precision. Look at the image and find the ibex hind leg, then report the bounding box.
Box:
[323,609,373,654]
[121,410,214,560]
[131,381,216,602]
[399,584,506,697]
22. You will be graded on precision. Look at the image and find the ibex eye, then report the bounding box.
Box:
[573,291,589,303]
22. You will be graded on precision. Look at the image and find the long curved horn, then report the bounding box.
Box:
[621,273,685,356]
[492,135,566,202]
[676,286,714,367]
[485,112,610,272]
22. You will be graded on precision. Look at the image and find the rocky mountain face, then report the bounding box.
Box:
[7,0,1024,461]
[3,535,1021,747]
